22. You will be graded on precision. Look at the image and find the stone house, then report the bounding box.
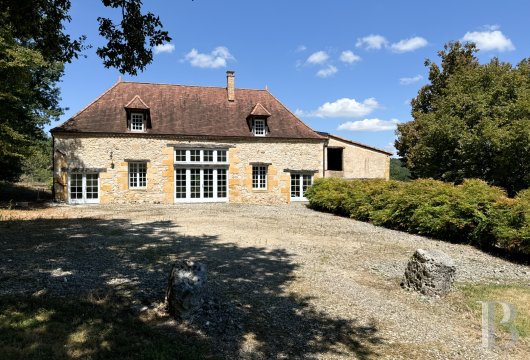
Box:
[51,72,391,205]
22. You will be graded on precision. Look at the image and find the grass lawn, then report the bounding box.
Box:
[0,291,212,360]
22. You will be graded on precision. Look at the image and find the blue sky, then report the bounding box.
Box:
[52,0,530,154]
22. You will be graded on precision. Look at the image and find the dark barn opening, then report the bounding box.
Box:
[327,147,343,171]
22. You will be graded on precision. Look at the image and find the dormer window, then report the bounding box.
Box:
[130,113,145,132]
[253,118,266,136]
[125,95,150,132]
[247,103,271,137]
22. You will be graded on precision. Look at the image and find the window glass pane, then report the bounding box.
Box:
[217,169,227,198]
[70,173,83,199]
[138,163,147,187]
[86,174,99,199]
[259,166,266,188]
[190,169,201,198]
[253,119,265,136]
[252,165,267,189]
[203,169,213,198]
[175,149,186,162]
[203,150,213,162]
[129,163,137,187]
[131,113,144,131]
[291,174,300,198]
[217,150,227,162]
[175,169,187,198]
[190,150,200,162]
[302,175,313,196]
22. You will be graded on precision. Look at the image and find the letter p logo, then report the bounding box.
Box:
[478,301,518,349]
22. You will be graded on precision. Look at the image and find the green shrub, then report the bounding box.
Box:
[305,178,351,215]
[492,190,530,255]
[306,177,529,256]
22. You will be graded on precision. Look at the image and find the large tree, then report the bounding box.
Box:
[0,0,171,181]
[396,42,530,195]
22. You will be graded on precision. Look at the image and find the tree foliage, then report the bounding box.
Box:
[0,0,171,181]
[396,42,530,195]
[389,158,411,181]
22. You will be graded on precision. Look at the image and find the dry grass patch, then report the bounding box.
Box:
[452,283,530,343]
[0,290,212,360]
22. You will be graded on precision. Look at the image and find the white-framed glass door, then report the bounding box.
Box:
[290,173,313,201]
[174,168,228,203]
[68,173,100,204]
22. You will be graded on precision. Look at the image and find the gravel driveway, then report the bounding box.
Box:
[1,203,529,359]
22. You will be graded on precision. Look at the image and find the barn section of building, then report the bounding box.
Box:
[318,132,391,180]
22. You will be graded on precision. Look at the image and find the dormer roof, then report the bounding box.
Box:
[248,103,271,117]
[124,95,149,110]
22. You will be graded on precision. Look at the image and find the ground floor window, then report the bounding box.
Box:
[290,173,313,201]
[69,173,99,204]
[174,168,228,202]
[252,165,267,189]
[129,162,147,188]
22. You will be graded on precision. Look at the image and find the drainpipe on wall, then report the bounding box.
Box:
[51,134,55,201]
[322,140,328,178]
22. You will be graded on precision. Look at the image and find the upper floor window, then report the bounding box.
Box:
[253,119,266,136]
[131,113,145,132]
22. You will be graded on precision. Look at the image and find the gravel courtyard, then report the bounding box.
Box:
[1,203,529,359]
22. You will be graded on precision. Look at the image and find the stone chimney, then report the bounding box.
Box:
[226,70,235,102]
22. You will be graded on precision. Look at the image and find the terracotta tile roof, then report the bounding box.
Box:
[318,132,392,155]
[52,81,325,140]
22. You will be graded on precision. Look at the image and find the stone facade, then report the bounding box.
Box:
[325,137,390,180]
[53,134,324,204]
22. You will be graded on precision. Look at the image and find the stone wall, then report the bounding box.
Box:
[325,137,390,180]
[228,141,323,204]
[53,134,324,204]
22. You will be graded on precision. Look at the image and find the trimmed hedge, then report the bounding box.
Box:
[305,178,529,256]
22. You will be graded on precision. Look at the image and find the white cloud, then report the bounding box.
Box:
[184,46,234,68]
[356,34,388,50]
[384,142,398,157]
[316,65,338,78]
[400,74,423,85]
[300,98,379,118]
[390,37,428,53]
[462,29,515,52]
[153,43,175,54]
[339,50,361,64]
[296,45,307,52]
[337,118,400,132]
[306,51,329,65]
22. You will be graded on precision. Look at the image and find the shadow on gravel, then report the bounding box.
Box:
[0,216,383,359]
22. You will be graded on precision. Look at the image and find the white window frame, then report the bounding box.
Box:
[252,165,267,190]
[174,149,229,165]
[253,119,266,137]
[68,172,100,204]
[129,162,147,189]
[290,173,313,201]
[130,112,145,132]
[173,148,229,203]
